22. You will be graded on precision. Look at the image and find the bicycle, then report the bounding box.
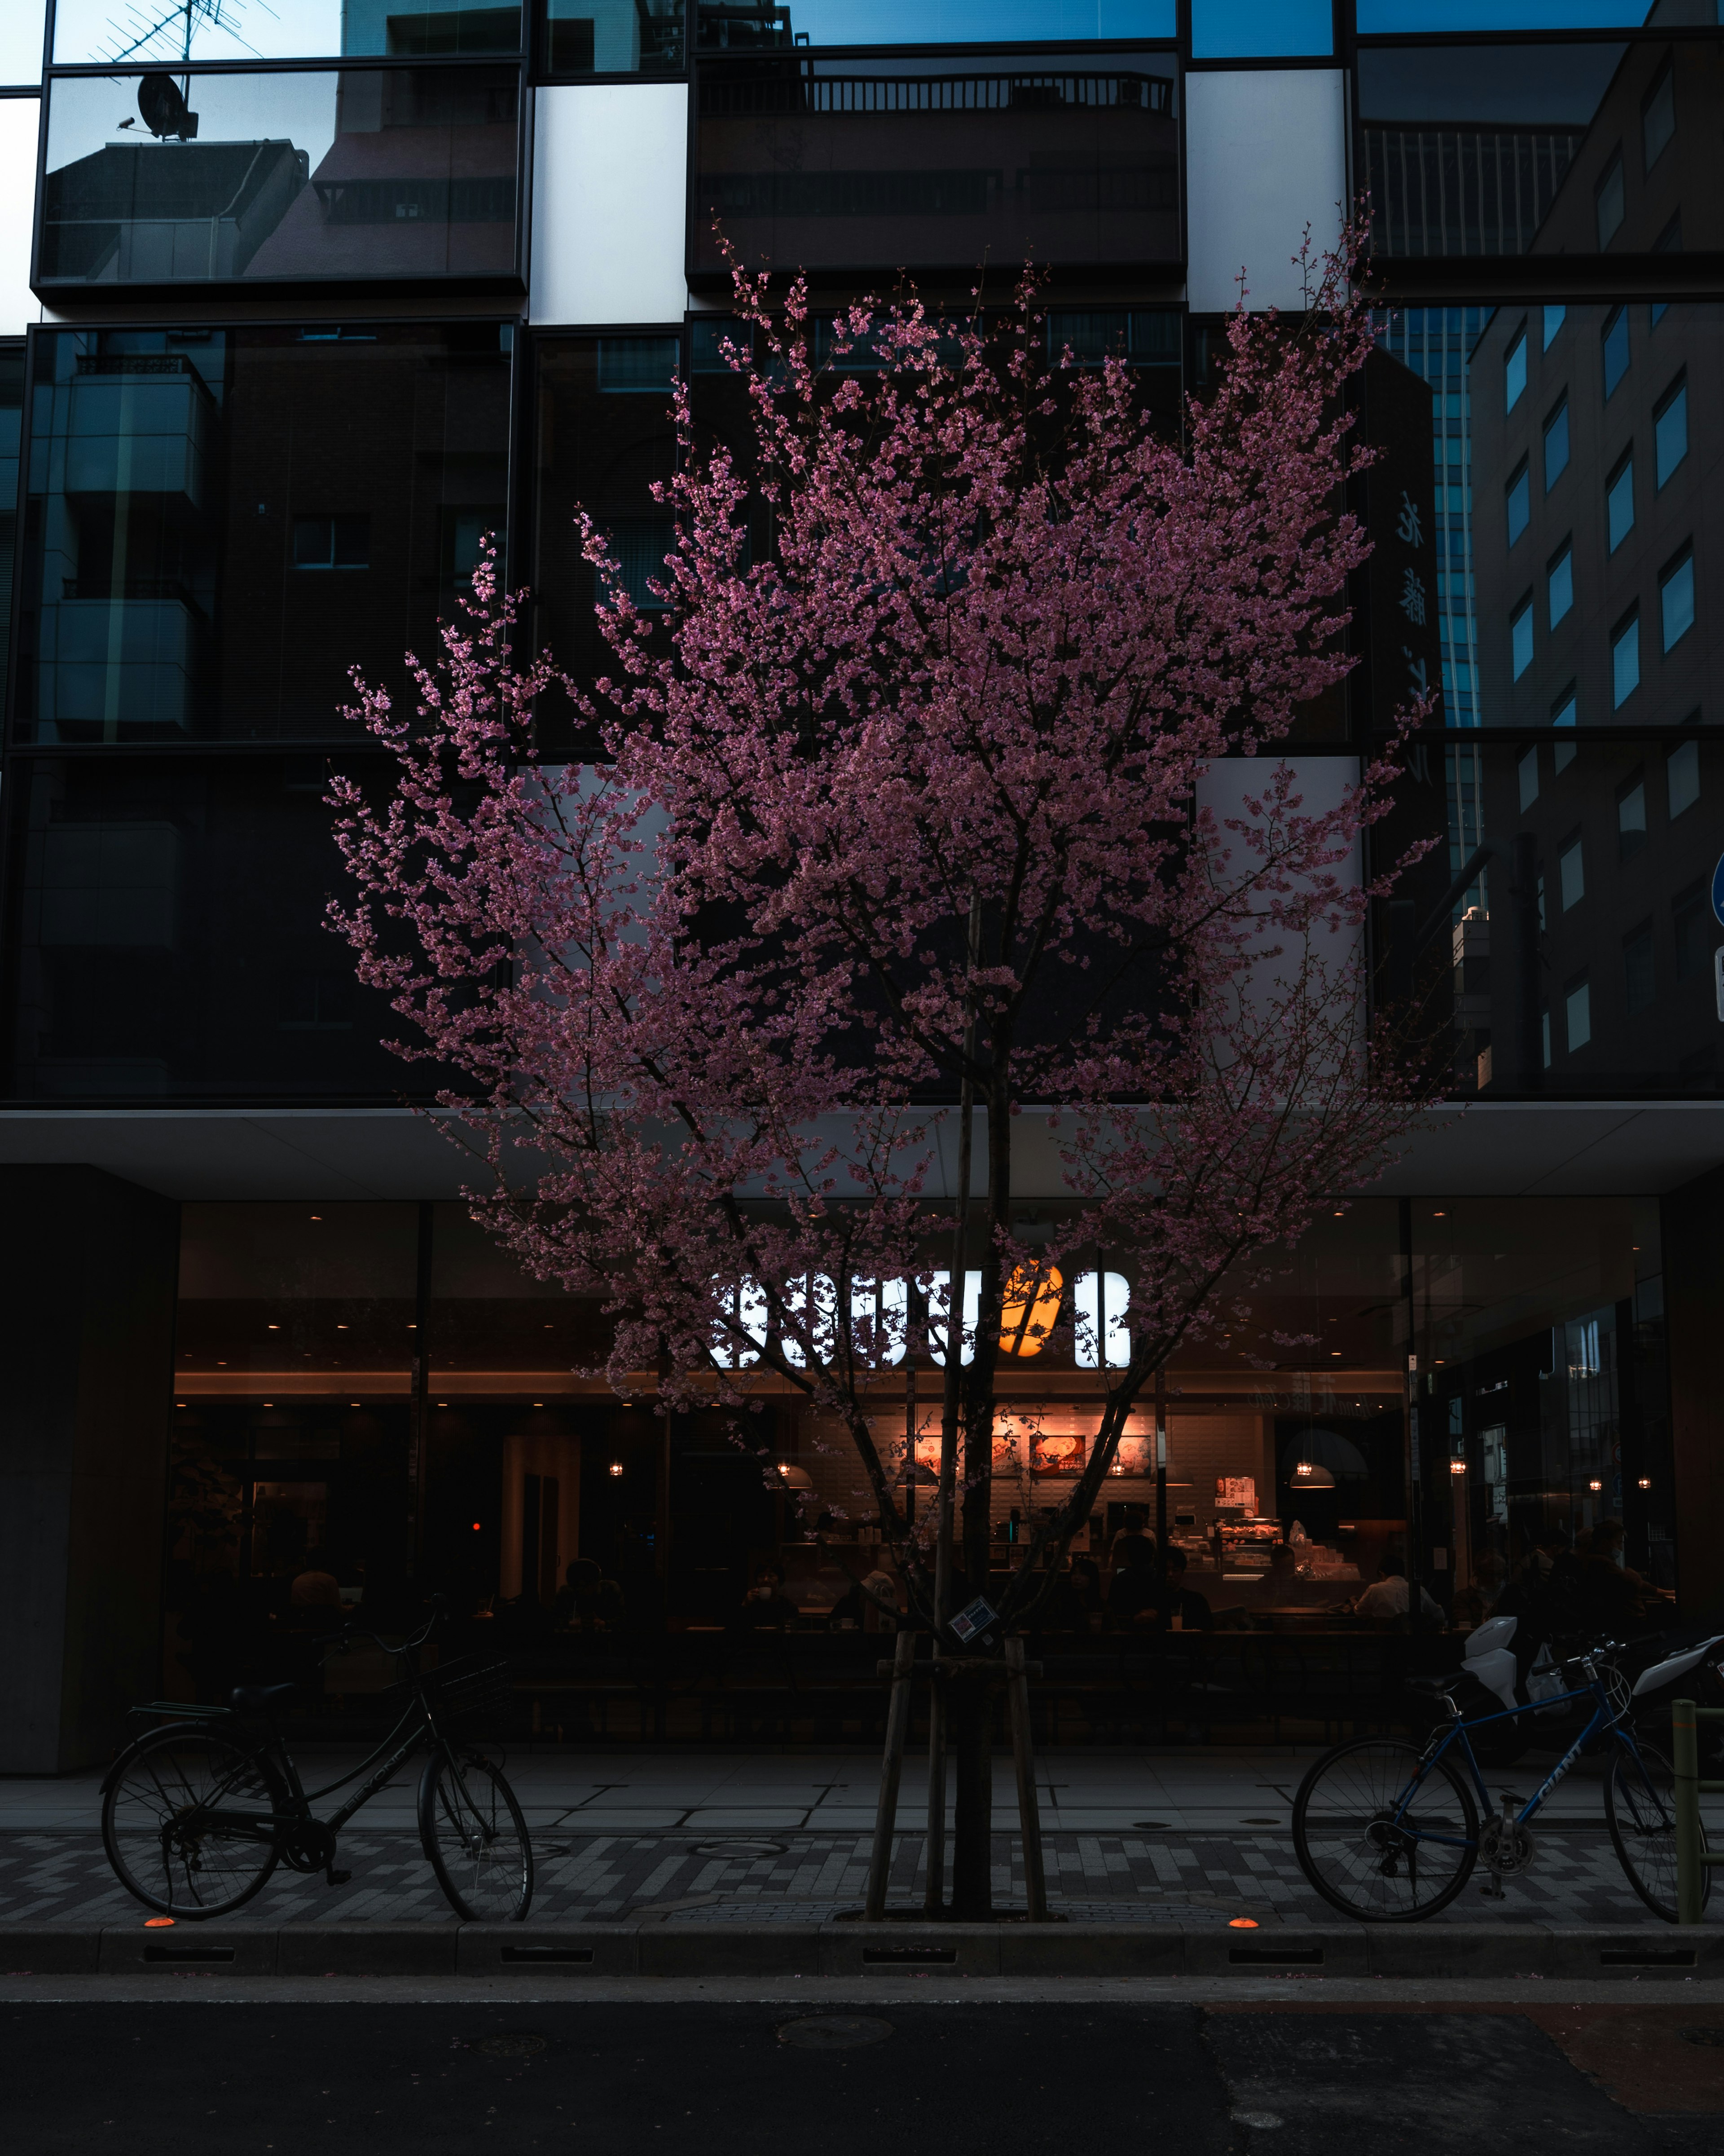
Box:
[99,1602,533,1923]
[1291,1640,1708,1923]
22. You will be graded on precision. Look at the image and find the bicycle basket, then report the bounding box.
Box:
[401,1657,517,1743]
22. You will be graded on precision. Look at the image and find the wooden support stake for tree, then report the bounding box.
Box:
[1005,1636,1048,1922]
[864,1627,918,1920]
[923,1655,947,1916]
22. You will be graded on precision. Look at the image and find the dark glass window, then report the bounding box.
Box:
[1623,923,1655,1016]
[16,324,513,745]
[2,755,419,1101]
[1654,376,1688,486]
[38,68,523,292]
[1660,547,1695,654]
[691,49,1180,282]
[531,333,681,747]
[1357,39,1724,259]
[1506,459,1530,547]
[1642,56,1676,171]
[1594,147,1624,248]
[1602,307,1630,399]
[0,344,21,694]
[51,0,523,60]
[1547,540,1573,628]
[1191,0,1328,57]
[1544,396,1569,488]
[1606,451,1634,552]
[1612,607,1640,709]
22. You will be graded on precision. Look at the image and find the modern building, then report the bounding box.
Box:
[3,0,1724,1772]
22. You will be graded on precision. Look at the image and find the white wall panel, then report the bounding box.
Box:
[1184,70,1347,314]
[530,83,688,326]
[0,98,41,336]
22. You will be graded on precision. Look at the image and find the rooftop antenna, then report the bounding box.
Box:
[93,0,262,70]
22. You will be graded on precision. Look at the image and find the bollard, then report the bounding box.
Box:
[1673,1698,1705,1926]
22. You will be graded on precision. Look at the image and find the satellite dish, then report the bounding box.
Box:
[137,74,199,141]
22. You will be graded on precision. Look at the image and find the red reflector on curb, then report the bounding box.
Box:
[144,1917,176,1928]
[1228,1918,1259,1929]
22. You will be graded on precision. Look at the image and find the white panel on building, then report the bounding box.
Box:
[0,98,40,336]
[1184,70,1347,315]
[531,84,689,327]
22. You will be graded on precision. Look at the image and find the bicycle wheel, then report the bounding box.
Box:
[101,1726,282,1919]
[1606,1738,1706,1922]
[419,1751,533,1922]
[1293,1737,1480,1922]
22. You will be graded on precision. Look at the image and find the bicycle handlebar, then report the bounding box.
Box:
[323,1593,449,1665]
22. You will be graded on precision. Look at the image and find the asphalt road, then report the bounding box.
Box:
[2,2002,1720,2155]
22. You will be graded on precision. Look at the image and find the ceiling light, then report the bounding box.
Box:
[1637,1477,1651,1490]
[776,1462,815,1489]
[1588,1478,1603,1492]
[1449,1459,1467,1476]
[609,1461,625,1477]
[1291,1461,1336,1488]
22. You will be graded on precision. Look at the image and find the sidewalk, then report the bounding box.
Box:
[4,1747,1720,1931]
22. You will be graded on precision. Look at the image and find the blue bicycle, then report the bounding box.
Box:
[1291,1639,1709,1922]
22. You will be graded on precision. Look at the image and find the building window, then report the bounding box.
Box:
[1543,304,1566,350]
[1566,975,1592,1052]
[1654,377,1689,487]
[1595,150,1625,248]
[292,515,369,570]
[1661,547,1695,653]
[1558,833,1585,913]
[545,0,683,72]
[1505,326,1527,413]
[1643,57,1676,170]
[1544,396,1569,488]
[1602,307,1630,400]
[1517,745,1539,812]
[1541,1007,1552,1069]
[1612,610,1640,707]
[1548,541,1573,628]
[1668,736,1700,819]
[1674,883,1708,980]
[1606,453,1634,552]
[1506,459,1530,546]
[1617,772,1647,860]
[1623,924,1656,1015]
[1511,595,1534,681]
[1552,685,1578,762]
[597,337,681,393]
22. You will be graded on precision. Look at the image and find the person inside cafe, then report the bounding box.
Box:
[553,1556,625,1633]
[740,1562,802,1630]
[289,1546,341,1611]
[1145,1547,1215,1632]
[1579,1517,1660,1634]
[1108,1534,1162,1627]
[1350,1555,1443,1629]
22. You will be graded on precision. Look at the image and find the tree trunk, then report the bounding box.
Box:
[947,1669,993,1919]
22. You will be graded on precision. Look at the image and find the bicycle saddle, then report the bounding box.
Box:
[231,1682,297,1714]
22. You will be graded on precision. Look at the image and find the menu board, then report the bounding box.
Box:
[1032,1430,1086,1476]
[1215,1476,1256,1512]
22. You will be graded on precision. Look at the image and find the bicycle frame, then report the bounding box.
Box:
[1395,1676,1654,1850]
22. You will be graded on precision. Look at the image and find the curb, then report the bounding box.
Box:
[2,1922,1720,1981]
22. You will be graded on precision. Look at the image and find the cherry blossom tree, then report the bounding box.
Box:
[329,234,1438,1918]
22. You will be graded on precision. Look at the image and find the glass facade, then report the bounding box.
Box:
[50,0,524,63]
[39,66,524,291]
[3,754,428,1099]
[16,324,513,744]
[691,47,1180,281]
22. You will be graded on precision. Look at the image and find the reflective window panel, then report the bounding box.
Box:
[692,2,1175,51]
[17,323,512,745]
[532,333,679,745]
[543,0,685,71]
[1191,0,1330,58]
[1358,37,1724,257]
[1,0,45,84]
[1368,303,1718,731]
[692,48,1179,279]
[0,346,21,695]
[1359,3,1699,25]
[1381,732,1724,1099]
[3,754,427,1100]
[51,0,521,63]
[39,67,523,289]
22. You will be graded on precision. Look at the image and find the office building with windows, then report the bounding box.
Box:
[2,1,1724,1770]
